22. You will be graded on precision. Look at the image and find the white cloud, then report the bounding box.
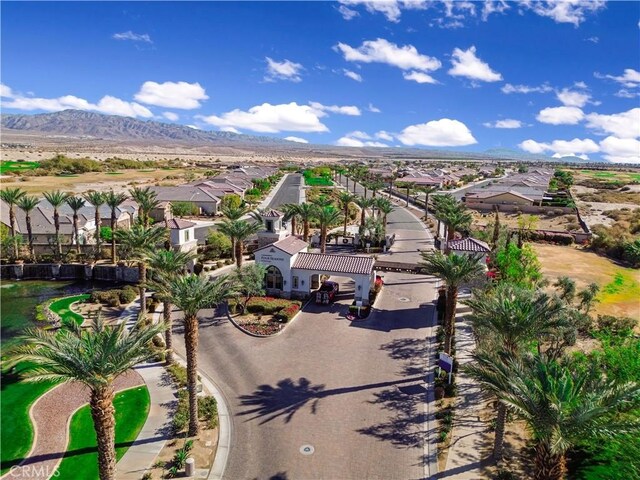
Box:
[0,84,13,98]
[397,118,476,147]
[518,138,599,158]
[162,111,179,121]
[1,86,153,118]
[483,119,523,129]
[448,46,502,82]
[536,106,585,125]
[343,69,363,82]
[521,0,606,26]
[556,88,591,107]
[585,36,599,43]
[112,31,152,43]
[220,126,240,133]
[599,136,640,163]
[265,57,304,82]
[403,71,438,84]
[134,81,208,109]
[481,0,510,20]
[585,108,640,139]
[337,4,359,20]
[595,68,640,88]
[284,136,309,144]
[368,103,381,113]
[336,131,388,147]
[335,38,441,74]
[337,0,403,22]
[197,102,328,133]
[501,83,553,94]
[309,101,361,116]
[375,130,393,141]
[615,89,640,99]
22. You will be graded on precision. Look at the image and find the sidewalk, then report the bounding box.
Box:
[441,307,492,479]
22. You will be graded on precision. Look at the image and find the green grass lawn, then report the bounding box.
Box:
[54,386,150,480]
[49,294,90,325]
[0,160,40,175]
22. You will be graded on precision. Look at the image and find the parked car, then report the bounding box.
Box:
[315,281,339,305]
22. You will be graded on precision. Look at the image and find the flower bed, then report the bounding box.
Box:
[228,297,302,336]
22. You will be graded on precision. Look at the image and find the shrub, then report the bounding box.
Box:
[198,396,218,428]
[119,286,137,304]
[595,315,637,336]
[172,391,189,433]
[167,363,188,388]
[275,304,300,322]
[205,231,232,259]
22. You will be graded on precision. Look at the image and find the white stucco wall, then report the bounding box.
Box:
[255,247,296,293]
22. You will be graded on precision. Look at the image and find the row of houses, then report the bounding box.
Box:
[464,169,554,208]
[367,164,497,189]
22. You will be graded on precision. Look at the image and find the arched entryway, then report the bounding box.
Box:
[265,265,283,290]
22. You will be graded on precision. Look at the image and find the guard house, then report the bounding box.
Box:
[256,209,288,248]
[166,218,198,254]
[254,236,377,305]
[445,237,491,265]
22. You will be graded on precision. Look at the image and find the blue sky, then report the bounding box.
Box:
[1,1,639,162]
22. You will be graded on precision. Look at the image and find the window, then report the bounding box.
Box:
[184,229,190,242]
[265,265,283,290]
[265,220,273,232]
[292,276,299,289]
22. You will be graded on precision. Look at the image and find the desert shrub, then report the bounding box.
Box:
[90,290,121,307]
[171,201,199,216]
[595,315,637,336]
[220,194,242,210]
[205,231,232,259]
[275,304,300,322]
[172,390,189,433]
[198,396,218,428]
[167,363,188,388]
[38,154,103,174]
[119,286,137,304]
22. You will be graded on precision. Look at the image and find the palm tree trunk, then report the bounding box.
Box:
[303,221,309,242]
[89,386,117,480]
[320,226,327,254]
[111,212,117,264]
[364,186,368,198]
[184,316,200,436]
[95,211,101,257]
[406,186,410,207]
[444,286,458,355]
[54,210,62,260]
[230,238,236,262]
[360,209,366,227]
[534,442,566,480]
[424,193,430,219]
[493,402,506,459]
[26,213,35,261]
[9,207,18,257]
[343,207,348,236]
[291,216,297,237]
[164,300,174,365]
[138,262,146,317]
[73,213,81,254]
[235,240,243,268]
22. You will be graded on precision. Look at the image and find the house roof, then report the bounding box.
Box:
[447,237,491,253]
[150,186,221,203]
[261,209,282,218]
[256,235,308,255]
[292,253,375,275]
[166,218,196,230]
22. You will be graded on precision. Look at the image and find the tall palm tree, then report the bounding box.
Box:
[316,207,342,254]
[84,191,105,257]
[0,187,26,256]
[369,178,385,198]
[374,197,394,232]
[421,186,438,219]
[65,196,86,254]
[441,208,472,241]
[553,276,576,303]
[296,203,318,242]
[465,284,567,459]
[114,224,168,316]
[364,216,385,246]
[420,251,485,354]
[148,249,196,364]
[129,186,159,227]
[9,316,164,480]
[17,195,39,261]
[217,219,262,268]
[336,191,355,236]
[103,191,128,264]
[398,181,415,207]
[281,204,300,237]
[577,283,600,313]
[168,273,236,436]
[43,190,69,261]
[354,196,373,228]
[466,352,640,480]
[311,195,334,209]
[220,204,248,262]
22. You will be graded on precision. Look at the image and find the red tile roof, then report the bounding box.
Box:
[292,253,374,275]
[256,235,308,255]
[166,218,196,230]
[447,237,490,253]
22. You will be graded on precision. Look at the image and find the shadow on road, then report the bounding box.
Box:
[238,376,424,425]
[350,305,433,332]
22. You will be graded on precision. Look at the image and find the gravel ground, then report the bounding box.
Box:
[4,370,144,480]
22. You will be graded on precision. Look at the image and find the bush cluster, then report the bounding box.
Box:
[90,286,137,307]
[274,304,300,322]
[240,322,283,335]
[528,230,575,245]
[239,297,301,315]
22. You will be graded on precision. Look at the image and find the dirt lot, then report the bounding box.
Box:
[0,168,205,194]
[532,243,640,320]
[472,210,583,232]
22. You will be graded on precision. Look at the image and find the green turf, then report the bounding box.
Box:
[49,294,90,325]
[105,172,124,175]
[0,160,40,175]
[54,386,150,480]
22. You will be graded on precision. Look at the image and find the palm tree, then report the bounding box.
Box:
[168,273,235,436]
[577,282,600,313]
[148,249,196,364]
[398,181,415,207]
[336,191,355,236]
[103,191,128,264]
[354,196,373,228]
[369,178,385,198]
[129,186,159,227]
[9,316,164,480]
[65,196,87,254]
[43,190,69,261]
[296,203,318,242]
[84,191,105,257]
[217,219,262,268]
[17,195,39,261]
[374,197,394,232]
[466,352,640,480]
[364,216,385,246]
[465,284,567,459]
[316,207,342,254]
[0,187,26,256]
[114,224,168,316]
[553,276,576,303]
[221,204,247,220]
[421,186,438,219]
[442,208,472,241]
[311,195,334,209]
[420,251,485,354]
[281,204,300,237]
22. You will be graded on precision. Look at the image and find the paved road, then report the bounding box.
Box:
[267,173,302,209]
[172,271,438,480]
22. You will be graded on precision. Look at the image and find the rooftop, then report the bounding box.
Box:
[292,253,375,275]
[166,218,196,229]
[447,237,491,253]
[256,235,308,255]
